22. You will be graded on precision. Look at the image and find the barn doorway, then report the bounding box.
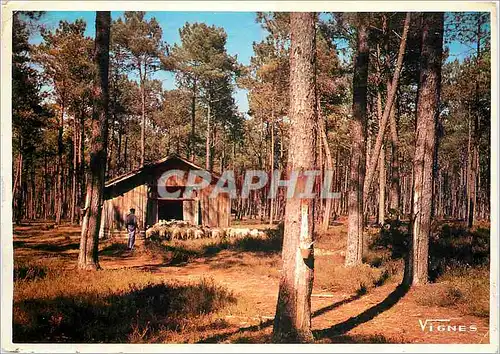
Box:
[157,199,183,221]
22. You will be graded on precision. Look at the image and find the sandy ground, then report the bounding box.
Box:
[13,223,490,344]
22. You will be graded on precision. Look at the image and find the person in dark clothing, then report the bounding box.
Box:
[126,208,138,250]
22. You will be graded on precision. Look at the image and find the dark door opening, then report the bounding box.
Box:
[158,200,183,221]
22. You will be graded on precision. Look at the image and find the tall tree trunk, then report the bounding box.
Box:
[107,110,115,177]
[29,164,35,219]
[205,92,211,170]
[405,12,443,286]
[79,109,86,224]
[140,69,146,167]
[117,126,122,170]
[319,98,334,233]
[363,13,410,205]
[71,114,79,224]
[378,143,386,225]
[55,97,65,225]
[78,11,110,270]
[13,148,23,223]
[269,108,275,225]
[345,15,369,267]
[273,12,316,343]
[124,135,128,170]
[190,78,197,161]
[385,16,401,216]
[376,81,385,226]
[467,14,483,229]
[431,109,442,218]
[210,121,216,172]
[388,99,400,215]
[44,153,49,219]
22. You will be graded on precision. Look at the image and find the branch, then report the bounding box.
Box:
[363,12,411,206]
[392,29,402,40]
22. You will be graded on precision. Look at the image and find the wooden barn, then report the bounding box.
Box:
[99,155,231,238]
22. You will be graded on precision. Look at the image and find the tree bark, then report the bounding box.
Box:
[107,109,115,177]
[205,92,212,170]
[13,151,22,206]
[70,114,78,224]
[273,12,316,343]
[363,13,410,206]
[386,17,401,216]
[124,135,128,170]
[270,107,275,225]
[345,15,369,267]
[405,12,443,286]
[43,153,49,219]
[117,126,122,169]
[13,149,23,223]
[376,77,385,226]
[140,66,146,167]
[78,11,110,270]
[467,14,483,229]
[190,78,197,161]
[378,140,386,225]
[55,97,65,225]
[319,99,334,233]
[388,98,400,215]
[79,109,86,224]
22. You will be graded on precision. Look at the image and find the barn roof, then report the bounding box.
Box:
[105,154,220,188]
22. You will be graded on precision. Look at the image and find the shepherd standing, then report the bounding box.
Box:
[126,208,138,250]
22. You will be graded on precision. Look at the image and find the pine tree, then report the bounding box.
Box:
[77,11,111,270]
[113,11,166,167]
[345,14,369,267]
[405,12,444,286]
[272,12,316,343]
[164,22,239,168]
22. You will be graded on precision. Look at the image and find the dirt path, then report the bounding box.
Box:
[13,225,490,344]
[98,240,489,344]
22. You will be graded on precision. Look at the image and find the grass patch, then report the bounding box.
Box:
[314,259,390,295]
[13,262,236,343]
[14,262,49,281]
[415,266,489,318]
[315,333,396,344]
[429,224,489,281]
[145,226,283,266]
[315,225,347,251]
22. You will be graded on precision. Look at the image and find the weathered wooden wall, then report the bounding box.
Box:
[102,173,148,237]
[151,158,230,228]
[101,157,231,237]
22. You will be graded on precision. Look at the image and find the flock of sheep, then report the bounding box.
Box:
[145,220,267,241]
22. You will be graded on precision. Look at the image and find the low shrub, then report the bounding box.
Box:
[429,224,490,281]
[314,259,387,295]
[14,262,48,281]
[415,266,489,318]
[14,268,236,343]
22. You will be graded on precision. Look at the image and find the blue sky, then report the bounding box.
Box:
[29,11,490,114]
[30,11,268,114]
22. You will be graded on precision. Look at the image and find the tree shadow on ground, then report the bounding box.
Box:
[313,283,409,341]
[99,242,130,257]
[14,239,80,253]
[30,242,80,253]
[14,281,236,343]
[198,283,409,344]
[13,241,27,248]
[198,293,364,343]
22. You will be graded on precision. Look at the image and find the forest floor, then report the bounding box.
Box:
[12,218,490,344]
